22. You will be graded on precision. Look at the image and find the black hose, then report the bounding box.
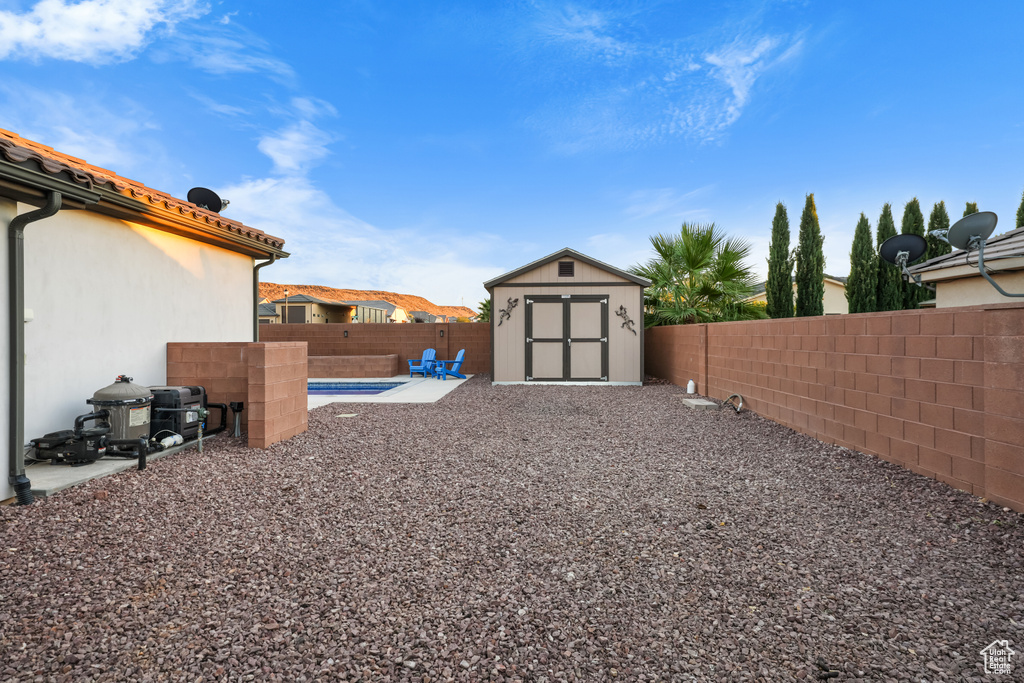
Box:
[107,438,148,470]
[204,402,229,437]
[74,410,108,435]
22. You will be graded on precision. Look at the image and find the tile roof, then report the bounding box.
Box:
[258,303,279,316]
[0,128,286,253]
[909,225,1024,274]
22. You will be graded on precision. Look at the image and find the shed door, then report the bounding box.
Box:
[525,295,608,381]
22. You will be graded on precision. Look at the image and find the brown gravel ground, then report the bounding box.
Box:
[1,375,1022,682]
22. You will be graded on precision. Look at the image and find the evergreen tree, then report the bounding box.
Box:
[794,193,825,317]
[1016,186,1024,228]
[765,202,794,318]
[875,203,901,311]
[964,201,978,217]
[925,201,951,261]
[900,198,926,309]
[846,213,877,313]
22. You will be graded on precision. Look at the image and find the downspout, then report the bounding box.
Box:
[8,191,61,505]
[253,255,277,341]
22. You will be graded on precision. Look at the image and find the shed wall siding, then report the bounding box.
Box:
[502,259,634,285]
[493,284,642,382]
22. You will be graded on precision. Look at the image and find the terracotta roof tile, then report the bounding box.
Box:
[0,128,286,251]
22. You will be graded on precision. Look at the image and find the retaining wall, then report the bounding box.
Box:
[645,303,1024,512]
[167,341,308,449]
[259,323,490,375]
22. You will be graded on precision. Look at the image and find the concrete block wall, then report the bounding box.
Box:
[308,354,399,378]
[259,323,490,375]
[167,341,307,449]
[644,303,1024,512]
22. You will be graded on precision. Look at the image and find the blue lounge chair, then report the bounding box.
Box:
[434,349,466,380]
[408,348,437,377]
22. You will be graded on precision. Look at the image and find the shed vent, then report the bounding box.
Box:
[558,261,575,277]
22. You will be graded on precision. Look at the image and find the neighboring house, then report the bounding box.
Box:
[746,275,849,314]
[342,302,391,324]
[270,295,392,324]
[258,302,280,324]
[410,310,436,323]
[272,293,351,323]
[347,299,411,323]
[907,226,1024,308]
[0,128,288,501]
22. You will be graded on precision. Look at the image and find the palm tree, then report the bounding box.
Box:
[477,298,491,323]
[629,223,765,327]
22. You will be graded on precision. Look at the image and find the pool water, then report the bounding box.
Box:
[308,382,404,396]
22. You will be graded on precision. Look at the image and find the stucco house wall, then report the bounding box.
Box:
[22,209,254,442]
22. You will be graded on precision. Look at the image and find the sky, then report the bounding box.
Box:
[2,1,1023,309]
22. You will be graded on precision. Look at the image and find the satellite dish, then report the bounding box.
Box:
[879,233,927,265]
[947,211,997,251]
[187,187,229,213]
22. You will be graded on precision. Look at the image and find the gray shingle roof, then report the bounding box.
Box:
[908,225,1024,274]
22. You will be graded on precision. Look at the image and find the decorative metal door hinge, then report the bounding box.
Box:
[561,294,571,298]
[600,337,607,342]
[601,376,608,381]
[526,375,533,381]
[601,298,608,304]
[526,337,533,343]
[526,298,533,304]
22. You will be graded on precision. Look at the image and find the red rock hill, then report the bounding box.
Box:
[259,283,476,319]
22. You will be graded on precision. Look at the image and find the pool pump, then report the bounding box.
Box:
[30,374,228,469]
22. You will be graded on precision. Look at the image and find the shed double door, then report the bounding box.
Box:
[525,295,608,381]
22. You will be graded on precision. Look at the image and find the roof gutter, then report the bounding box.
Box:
[253,255,277,341]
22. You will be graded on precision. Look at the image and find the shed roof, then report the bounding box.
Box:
[908,225,1024,275]
[484,247,651,289]
[0,128,287,259]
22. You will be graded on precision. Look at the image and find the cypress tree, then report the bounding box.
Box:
[1016,186,1024,228]
[925,201,951,261]
[794,193,825,317]
[766,202,794,318]
[846,213,876,313]
[964,201,978,217]
[875,203,901,311]
[900,198,926,309]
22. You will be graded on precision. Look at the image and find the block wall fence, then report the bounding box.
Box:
[258,323,491,375]
[167,342,308,449]
[644,303,1024,513]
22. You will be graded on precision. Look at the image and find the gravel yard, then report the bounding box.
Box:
[1,375,1022,682]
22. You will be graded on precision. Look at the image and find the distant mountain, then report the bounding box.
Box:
[259,282,476,319]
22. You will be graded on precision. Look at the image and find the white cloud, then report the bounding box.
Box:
[701,35,802,134]
[0,81,172,178]
[522,4,805,150]
[0,0,204,63]
[257,121,334,175]
[220,175,500,306]
[155,26,295,78]
[535,5,634,62]
[623,186,713,221]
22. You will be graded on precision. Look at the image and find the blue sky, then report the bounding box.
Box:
[2,1,1023,308]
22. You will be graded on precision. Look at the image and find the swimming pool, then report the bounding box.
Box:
[308,382,404,396]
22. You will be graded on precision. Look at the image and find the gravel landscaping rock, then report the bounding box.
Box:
[1,375,1022,681]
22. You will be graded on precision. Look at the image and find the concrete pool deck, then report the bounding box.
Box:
[307,374,472,408]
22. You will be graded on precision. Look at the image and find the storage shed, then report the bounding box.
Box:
[485,248,650,384]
